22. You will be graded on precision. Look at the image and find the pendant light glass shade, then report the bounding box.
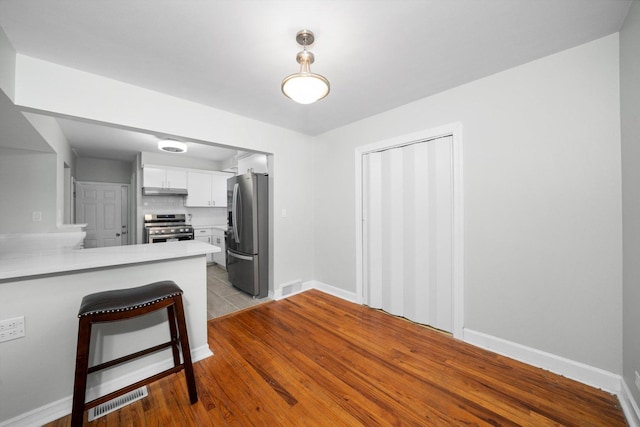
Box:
[281,30,330,104]
[281,71,330,104]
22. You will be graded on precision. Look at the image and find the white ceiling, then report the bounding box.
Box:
[55,117,242,162]
[0,0,632,162]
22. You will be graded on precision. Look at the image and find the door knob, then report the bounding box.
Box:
[116,233,121,237]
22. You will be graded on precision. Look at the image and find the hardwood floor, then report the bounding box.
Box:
[47,289,626,426]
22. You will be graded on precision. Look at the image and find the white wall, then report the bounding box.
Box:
[12,54,316,292]
[313,35,622,374]
[621,0,640,406]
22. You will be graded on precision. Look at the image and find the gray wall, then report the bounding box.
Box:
[76,157,132,184]
[0,148,58,232]
[314,34,623,373]
[621,0,640,405]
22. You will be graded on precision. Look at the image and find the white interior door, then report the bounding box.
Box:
[363,136,454,332]
[75,182,125,248]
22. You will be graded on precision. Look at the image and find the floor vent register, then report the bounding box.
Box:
[87,386,149,421]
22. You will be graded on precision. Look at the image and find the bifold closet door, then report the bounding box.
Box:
[363,136,453,332]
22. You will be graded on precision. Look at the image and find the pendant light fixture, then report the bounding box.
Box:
[281,30,330,104]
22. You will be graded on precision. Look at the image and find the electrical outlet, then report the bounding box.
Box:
[635,371,640,392]
[0,316,25,343]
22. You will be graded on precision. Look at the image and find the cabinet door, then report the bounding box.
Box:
[212,229,226,269]
[143,167,167,188]
[185,172,213,207]
[195,234,213,263]
[211,174,228,207]
[165,169,187,189]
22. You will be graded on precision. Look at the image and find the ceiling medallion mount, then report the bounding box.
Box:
[295,29,315,46]
[281,29,330,105]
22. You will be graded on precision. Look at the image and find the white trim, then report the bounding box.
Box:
[307,280,358,303]
[463,327,640,426]
[463,328,621,392]
[0,345,213,427]
[619,379,640,427]
[273,280,358,303]
[272,280,314,300]
[354,122,464,339]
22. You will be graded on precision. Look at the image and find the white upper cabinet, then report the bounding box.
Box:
[185,171,231,207]
[143,166,187,189]
[186,172,213,206]
[165,169,187,189]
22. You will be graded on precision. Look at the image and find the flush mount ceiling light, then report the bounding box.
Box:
[281,30,330,104]
[158,139,187,153]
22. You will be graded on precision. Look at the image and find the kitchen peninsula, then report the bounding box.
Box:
[0,240,219,426]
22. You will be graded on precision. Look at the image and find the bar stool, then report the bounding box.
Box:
[70,281,198,426]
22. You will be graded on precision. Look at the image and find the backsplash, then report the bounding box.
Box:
[141,195,185,213]
[141,195,227,226]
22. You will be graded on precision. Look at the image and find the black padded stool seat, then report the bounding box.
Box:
[78,281,183,317]
[70,280,198,427]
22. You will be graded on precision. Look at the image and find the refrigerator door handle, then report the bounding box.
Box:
[227,250,253,261]
[232,183,240,244]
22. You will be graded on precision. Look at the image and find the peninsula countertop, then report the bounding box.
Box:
[0,240,220,281]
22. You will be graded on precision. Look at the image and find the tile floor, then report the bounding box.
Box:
[206,264,269,319]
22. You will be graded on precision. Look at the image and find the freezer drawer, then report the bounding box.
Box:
[227,250,267,298]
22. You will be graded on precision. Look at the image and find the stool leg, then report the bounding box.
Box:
[71,317,92,427]
[166,304,181,367]
[173,295,198,404]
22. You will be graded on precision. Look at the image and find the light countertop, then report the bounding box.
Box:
[0,240,220,281]
[194,224,228,231]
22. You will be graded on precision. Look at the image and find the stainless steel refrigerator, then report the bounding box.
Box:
[226,172,269,298]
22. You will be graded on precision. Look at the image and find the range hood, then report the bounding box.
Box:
[142,187,188,196]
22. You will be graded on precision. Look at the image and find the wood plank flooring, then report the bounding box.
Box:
[46,289,626,426]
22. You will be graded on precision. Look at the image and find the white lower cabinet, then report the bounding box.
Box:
[212,228,226,270]
[194,227,226,269]
[194,228,214,263]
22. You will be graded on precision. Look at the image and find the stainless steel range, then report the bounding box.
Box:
[143,214,194,243]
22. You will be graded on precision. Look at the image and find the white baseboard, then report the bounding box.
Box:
[305,280,358,303]
[619,378,640,427]
[272,279,313,300]
[274,280,358,303]
[0,345,213,427]
[463,328,621,392]
[463,327,640,426]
